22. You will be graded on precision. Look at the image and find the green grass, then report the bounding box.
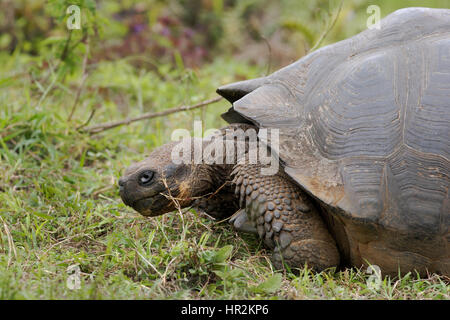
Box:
[1,54,448,300]
[1,0,450,299]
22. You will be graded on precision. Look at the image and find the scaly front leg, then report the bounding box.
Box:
[231,162,340,272]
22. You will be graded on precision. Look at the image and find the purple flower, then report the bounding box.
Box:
[160,26,171,37]
[132,23,146,33]
[183,28,195,38]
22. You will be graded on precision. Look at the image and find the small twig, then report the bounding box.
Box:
[67,31,88,58]
[250,29,272,76]
[309,0,343,53]
[161,178,183,214]
[76,105,98,130]
[82,96,223,134]
[60,30,73,62]
[40,30,73,86]
[135,249,164,278]
[68,37,90,121]
[92,184,114,198]
[260,35,272,76]
[40,236,76,258]
[161,256,178,284]
[160,178,189,250]
[180,206,193,215]
[206,181,230,200]
[0,216,17,268]
[36,62,59,108]
[215,209,241,225]
[160,188,225,203]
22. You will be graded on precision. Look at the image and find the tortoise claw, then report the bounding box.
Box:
[229,209,257,234]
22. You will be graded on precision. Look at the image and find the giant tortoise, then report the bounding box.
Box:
[119,8,450,276]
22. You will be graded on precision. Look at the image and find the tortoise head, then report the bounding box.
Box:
[119,124,258,216]
[118,141,195,217]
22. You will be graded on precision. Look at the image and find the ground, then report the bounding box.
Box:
[0,0,449,299]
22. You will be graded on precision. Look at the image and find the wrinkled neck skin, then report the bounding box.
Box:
[189,163,232,197]
[180,123,259,218]
[186,162,238,220]
[181,123,258,196]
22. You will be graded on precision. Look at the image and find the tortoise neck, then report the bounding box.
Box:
[190,162,234,197]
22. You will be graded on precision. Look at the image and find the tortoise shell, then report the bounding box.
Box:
[217,8,450,274]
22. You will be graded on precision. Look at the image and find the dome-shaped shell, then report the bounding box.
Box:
[218,8,450,243]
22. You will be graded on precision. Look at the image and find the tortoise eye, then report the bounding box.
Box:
[138,171,154,186]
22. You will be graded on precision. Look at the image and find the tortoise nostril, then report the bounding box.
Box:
[118,177,126,187]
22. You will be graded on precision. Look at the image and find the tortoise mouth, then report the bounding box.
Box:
[127,194,171,217]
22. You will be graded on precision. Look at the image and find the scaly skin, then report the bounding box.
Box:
[231,160,340,271]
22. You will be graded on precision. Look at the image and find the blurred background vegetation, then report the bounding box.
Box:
[0,0,449,299]
[2,0,449,134]
[3,0,450,68]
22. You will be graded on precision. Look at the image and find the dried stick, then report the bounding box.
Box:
[309,0,343,53]
[76,106,97,130]
[82,96,223,134]
[0,216,17,268]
